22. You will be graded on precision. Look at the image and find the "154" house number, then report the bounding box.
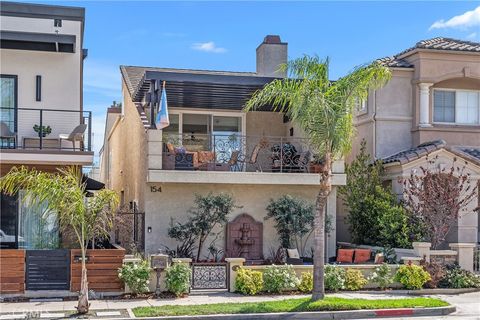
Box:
[150,186,162,193]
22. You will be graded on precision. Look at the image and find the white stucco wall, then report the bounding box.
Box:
[0,15,83,144]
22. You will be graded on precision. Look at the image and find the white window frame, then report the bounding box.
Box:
[433,88,480,126]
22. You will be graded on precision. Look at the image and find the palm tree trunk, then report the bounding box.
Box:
[77,246,89,314]
[312,153,332,301]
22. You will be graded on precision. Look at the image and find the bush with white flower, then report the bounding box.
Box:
[118,259,152,295]
[369,263,394,290]
[263,264,300,293]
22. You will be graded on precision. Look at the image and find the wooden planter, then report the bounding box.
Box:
[70,245,125,292]
[0,250,25,294]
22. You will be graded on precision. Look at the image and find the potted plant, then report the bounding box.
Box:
[33,124,52,138]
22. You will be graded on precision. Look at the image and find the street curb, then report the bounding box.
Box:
[354,288,480,296]
[131,306,456,320]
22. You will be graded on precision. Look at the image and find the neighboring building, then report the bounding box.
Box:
[100,35,346,260]
[0,2,93,250]
[338,38,480,246]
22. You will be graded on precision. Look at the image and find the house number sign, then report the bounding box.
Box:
[150,186,162,193]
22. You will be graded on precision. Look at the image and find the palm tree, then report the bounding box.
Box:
[0,166,118,313]
[245,56,391,300]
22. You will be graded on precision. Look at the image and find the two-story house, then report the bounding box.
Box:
[100,35,346,262]
[0,2,93,252]
[338,38,480,247]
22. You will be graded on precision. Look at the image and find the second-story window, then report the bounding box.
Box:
[434,89,480,125]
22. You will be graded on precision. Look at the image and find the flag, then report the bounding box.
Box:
[155,81,169,129]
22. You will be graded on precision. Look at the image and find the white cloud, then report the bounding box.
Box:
[466,32,478,40]
[84,60,122,98]
[191,41,227,53]
[429,6,480,30]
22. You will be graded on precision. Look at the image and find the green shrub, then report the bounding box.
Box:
[344,269,368,291]
[235,268,263,295]
[324,265,346,292]
[165,263,192,297]
[395,264,431,290]
[439,264,480,289]
[369,263,394,289]
[118,259,152,295]
[298,272,313,293]
[263,265,299,293]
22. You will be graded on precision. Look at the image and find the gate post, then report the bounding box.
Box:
[450,243,476,272]
[225,258,245,293]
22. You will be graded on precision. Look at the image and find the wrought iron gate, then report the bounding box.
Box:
[191,262,228,290]
[25,249,70,290]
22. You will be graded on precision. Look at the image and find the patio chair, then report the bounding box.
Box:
[0,122,16,148]
[59,124,87,151]
[245,143,263,172]
[227,150,241,171]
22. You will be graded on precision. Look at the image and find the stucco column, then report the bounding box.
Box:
[225,257,245,293]
[412,242,431,262]
[450,243,476,272]
[418,83,433,127]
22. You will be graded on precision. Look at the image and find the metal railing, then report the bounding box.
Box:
[0,107,92,151]
[161,133,316,173]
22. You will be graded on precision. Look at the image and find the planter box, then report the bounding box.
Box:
[0,250,25,294]
[70,244,125,292]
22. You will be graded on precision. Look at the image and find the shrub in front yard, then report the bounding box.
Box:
[165,263,192,297]
[118,259,152,295]
[439,264,480,289]
[298,272,313,293]
[344,269,368,291]
[421,261,446,289]
[395,264,431,290]
[368,263,394,290]
[263,264,299,293]
[235,268,263,295]
[324,265,346,292]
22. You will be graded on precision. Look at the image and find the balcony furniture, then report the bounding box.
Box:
[336,249,354,263]
[286,248,304,265]
[198,162,230,171]
[239,143,263,172]
[22,136,60,149]
[353,249,371,264]
[227,150,242,171]
[0,122,16,148]
[59,124,87,151]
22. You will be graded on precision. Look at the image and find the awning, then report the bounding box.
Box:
[0,30,76,53]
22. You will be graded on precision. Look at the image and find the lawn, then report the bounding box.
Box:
[133,297,449,317]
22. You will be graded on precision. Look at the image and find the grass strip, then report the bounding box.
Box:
[133,297,449,317]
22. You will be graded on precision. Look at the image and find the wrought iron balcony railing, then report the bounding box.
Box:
[0,107,92,151]
[161,133,318,173]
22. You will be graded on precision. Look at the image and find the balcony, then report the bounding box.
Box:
[147,133,346,185]
[0,107,94,166]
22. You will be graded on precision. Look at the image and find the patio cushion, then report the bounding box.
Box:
[336,249,354,263]
[287,248,300,259]
[166,143,175,153]
[354,249,371,264]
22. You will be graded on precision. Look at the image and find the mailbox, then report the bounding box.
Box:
[150,254,170,270]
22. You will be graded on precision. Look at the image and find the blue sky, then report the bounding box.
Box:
[30,1,480,162]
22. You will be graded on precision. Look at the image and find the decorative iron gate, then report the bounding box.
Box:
[25,249,70,290]
[191,262,228,290]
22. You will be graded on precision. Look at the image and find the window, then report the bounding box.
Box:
[434,89,480,124]
[354,97,367,113]
[0,75,17,148]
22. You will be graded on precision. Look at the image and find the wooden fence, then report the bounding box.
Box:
[0,250,25,294]
[70,246,125,292]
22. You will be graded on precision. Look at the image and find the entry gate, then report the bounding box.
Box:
[25,250,70,290]
[191,262,228,290]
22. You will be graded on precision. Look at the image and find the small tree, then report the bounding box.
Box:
[0,167,118,314]
[402,156,478,249]
[340,140,414,248]
[265,195,315,256]
[168,193,238,261]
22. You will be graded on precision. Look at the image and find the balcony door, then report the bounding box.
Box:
[0,75,17,148]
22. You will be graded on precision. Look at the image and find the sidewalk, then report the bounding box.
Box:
[0,290,417,313]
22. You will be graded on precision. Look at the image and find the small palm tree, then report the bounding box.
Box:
[0,167,118,314]
[245,56,391,300]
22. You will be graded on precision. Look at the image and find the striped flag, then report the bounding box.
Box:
[156,81,170,129]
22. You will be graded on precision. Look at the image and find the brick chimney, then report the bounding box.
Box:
[256,35,287,78]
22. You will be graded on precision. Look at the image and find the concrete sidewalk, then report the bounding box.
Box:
[0,291,419,314]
